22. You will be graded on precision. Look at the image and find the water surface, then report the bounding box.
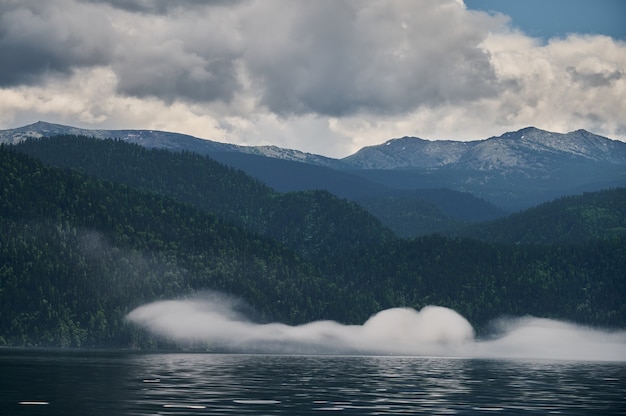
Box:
[1,349,624,415]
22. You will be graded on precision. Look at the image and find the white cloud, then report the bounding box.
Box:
[238,0,503,117]
[0,67,227,139]
[479,33,626,135]
[1,0,625,157]
[330,31,626,150]
[126,294,626,361]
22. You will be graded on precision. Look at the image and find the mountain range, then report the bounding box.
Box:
[2,121,625,214]
[1,131,625,348]
[0,121,340,167]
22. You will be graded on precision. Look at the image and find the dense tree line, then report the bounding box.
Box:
[356,187,506,236]
[320,234,626,328]
[13,136,393,260]
[0,146,338,346]
[1,139,625,348]
[355,194,459,238]
[452,188,626,244]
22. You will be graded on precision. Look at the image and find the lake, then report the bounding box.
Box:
[1,349,624,415]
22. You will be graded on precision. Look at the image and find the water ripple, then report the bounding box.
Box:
[1,351,625,415]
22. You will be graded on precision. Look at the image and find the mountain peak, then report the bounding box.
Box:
[22,121,70,131]
[2,121,624,170]
[517,126,542,133]
[496,126,547,140]
[33,120,60,127]
[342,136,471,169]
[341,127,626,170]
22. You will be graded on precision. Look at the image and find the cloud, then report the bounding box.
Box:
[479,33,626,135]
[473,316,626,361]
[127,293,626,361]
[0,0,503,109]
[567,67,622,89]
[79,0,237,15]
[127,294,475,355]
[0,0,114,86]
[1,0,625,156]
[107,3,244,104]
[239,1,503,116]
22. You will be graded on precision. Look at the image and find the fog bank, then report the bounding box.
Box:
[127,294,626,361]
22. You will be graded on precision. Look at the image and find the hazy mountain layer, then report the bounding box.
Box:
[2,121,624,212]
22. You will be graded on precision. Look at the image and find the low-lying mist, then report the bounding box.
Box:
[126,292,626,361]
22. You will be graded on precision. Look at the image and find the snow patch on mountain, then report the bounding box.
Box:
[343,137,471,169]
[342,127,626,171]
[0,121,342,168]
[1,122,624,173]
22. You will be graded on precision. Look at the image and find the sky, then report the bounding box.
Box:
[1,0,625,157]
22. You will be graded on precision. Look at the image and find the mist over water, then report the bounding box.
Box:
[127,293,626,361]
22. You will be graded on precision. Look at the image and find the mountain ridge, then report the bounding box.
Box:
[2,121,624,211]
[342,136,471,169]
[0,121,344,168]
[3,121,625,169]
[343,126,626,170]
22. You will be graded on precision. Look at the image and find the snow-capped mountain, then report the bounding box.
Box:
[458,128,626,172]
[1,121,624,210]
[340,127,625,209]
[0,121,342,168]
[342,127,626,171]
[3,122,624,172]
[341,137,471,169]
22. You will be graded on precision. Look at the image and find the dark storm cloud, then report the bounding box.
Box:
[567,66,623,88]
[241,1,501,117]
[78,0,239,15]
[0,0,503,115]
[0,1,114,86]
[105,0,246,104]
[0,0,242,104]
[113,48,241,104]
[2,0,625,154]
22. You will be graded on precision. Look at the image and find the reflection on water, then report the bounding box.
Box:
[1,349,625,415]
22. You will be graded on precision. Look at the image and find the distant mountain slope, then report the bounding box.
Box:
[341,127,626,210]
[5,124,505,236]
[354,189,506,238]
[342,137,471,169]
[15,135,623,246]
[454,188,626,244]
[207,151,389,198]
[207,151,505,230]
[0,121,344,168]
[11,135,393,259]
[342,127,626,169]
[2,122,624,212]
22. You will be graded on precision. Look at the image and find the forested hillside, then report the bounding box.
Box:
[320,235,625,327]
[355,188,505,238]
[13,136,393,260]
[455,188,626,244]
[1,142,625,349]
[13,134,507,239]
[0,146,335,346]
[206,150,505,235]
